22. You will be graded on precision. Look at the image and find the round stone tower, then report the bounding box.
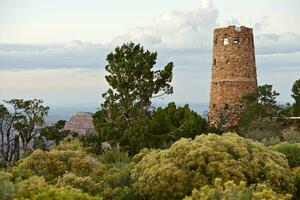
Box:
[208,25,257,129]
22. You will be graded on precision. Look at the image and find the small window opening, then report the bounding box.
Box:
[224,104,229,109]
[226,59,230,64]
[213,59,216,65]
[213,104,216,108]
[234,37,240,44]
[215,38,218,46]
[223,37,229,45]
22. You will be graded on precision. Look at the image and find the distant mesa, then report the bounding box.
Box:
[64,112,96,135]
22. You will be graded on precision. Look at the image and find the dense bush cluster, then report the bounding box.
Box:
[131,133,295,200]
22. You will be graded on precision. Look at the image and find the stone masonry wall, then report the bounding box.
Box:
[208,25,258,128]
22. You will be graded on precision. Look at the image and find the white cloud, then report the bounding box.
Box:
[112,0,218,50]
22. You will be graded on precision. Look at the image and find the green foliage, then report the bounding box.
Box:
[183,178,292,200]
[79,133,104,155]
[131,133,295,200]
[271,143,300,168]
[239,85,281,130]
[291,167,300,198]
[6,99,49,154]
[126,103,208,154]
[0,171,15,200]
[102,42,173,118]
[292,78,300,116]
[240,117,282,142]
[94,42,174,152]
[11,149,98,181]
[94,102,208,155]
[35,120,71,149]
[238,85,284,141]
[99,149,130,167]
[101,163,138,200]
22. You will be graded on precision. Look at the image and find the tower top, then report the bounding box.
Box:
[214,25,253,31]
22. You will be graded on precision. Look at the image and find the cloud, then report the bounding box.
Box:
[255,32,300,54]
[0,40,112,69]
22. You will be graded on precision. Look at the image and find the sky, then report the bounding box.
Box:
[0,0,299,107]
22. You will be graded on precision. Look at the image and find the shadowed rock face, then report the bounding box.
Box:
[64,112,96,135]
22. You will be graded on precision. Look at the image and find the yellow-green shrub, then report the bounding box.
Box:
[29,186,102,200]
[54,139,86,152]
[0,171,15,200]
[56,173,103,195]
[12,149,101,181]
[131,133,295,200]
[15,176,49,199]
[184,178,292,200]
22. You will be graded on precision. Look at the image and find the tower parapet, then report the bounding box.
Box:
[208,25,258,128]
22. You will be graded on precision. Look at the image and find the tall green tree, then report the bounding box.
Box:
[94,42,173,147]
[292,78,300,116]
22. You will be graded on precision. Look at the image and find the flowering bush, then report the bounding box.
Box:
[131,133,295,200]
[184,178,292,200]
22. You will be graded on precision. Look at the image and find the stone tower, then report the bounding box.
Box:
[208,25,257,128]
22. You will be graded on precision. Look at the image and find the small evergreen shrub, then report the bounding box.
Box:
[271,143,300,168]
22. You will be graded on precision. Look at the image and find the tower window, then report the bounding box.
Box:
[224,104,229,109]
[234,37,240,44]
[215,38,218,46]
[213,59,216,65]
[223,37,229,45]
